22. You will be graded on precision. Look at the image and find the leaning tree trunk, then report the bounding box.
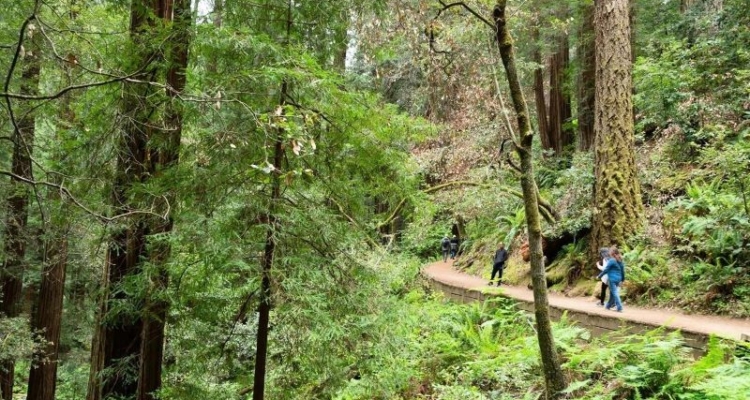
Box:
[577,2,596,151]
[591,0,643,256]
[493,2,567,398]
[1,16,40,400]
[137,1,192,398]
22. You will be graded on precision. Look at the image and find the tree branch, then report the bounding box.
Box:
[3,12,37,135]
[0,73,141,100]
[377,180,558,228]
[436,1,494,29]
[0,170,166,223]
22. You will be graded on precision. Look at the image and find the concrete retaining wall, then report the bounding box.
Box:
[426,279,709,354]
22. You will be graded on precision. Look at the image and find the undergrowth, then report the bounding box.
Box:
[332,258,750,399]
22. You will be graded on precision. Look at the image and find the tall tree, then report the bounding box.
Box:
[253,4,290,398]
[24,2,89,397]
[532,6,573,156]
[532,25,550,151]
[546,33,572,155]
[0,8,41,400]
[493,1,567,398]
[87,1,176,398]
[137,0,192,398]
[577,1,596,151]
[591,0,643,255]
[26,199,68,400]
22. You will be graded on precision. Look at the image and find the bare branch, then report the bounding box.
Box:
[0,73,139,100]
[0,170,166,224]
[3,12,37,135]
[436,1,494,29]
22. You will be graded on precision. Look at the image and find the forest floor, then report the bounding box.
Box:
[423,260,750,341]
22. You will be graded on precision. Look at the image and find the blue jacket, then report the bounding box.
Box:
[597,258,625,283]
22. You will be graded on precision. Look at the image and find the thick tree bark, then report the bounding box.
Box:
[137,1,191,398]
[26,225,68,400]
[493,2,567,398]
[577,2,596,151]
[591,0,643,256]
[1,18,40,400]
[26,41,78,400]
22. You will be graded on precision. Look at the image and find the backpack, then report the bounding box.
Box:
[441,238,450,250]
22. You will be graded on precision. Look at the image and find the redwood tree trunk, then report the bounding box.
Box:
[591,0,643,255]
[532,26,550,151]
[577,2,596,151]
[493,2,566,398]
[26,227,68,400]
[1,17,40,400]
[25,6,83,396]
[138,0,191,398]
[547,35,572,154]
[87,2,164,398]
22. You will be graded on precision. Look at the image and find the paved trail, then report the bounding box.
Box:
[424,260,750,341]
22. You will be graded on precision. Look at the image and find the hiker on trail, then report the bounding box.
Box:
[489,242,508,286]
[449,235,459,260]
[595,248,611,307]
[441,236,451,262]
[597,246,626,312]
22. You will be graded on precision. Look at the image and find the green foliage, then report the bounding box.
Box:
[548,152,594,238]
[635,0,750,152]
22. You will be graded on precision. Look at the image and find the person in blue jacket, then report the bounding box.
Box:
[597,246,625,312]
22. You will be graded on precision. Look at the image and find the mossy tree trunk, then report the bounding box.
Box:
[493,2,567,398]
[592,0,643,255]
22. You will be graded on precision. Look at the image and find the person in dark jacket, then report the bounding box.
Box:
[597,246,626,312]
[441,236,450,262]
[595,248,611,306]
[489,243,508,286]
[449,235,459,259]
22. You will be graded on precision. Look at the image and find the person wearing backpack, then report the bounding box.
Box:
[595,248,611,306]
[489,242,508,286]
[449,235,459,260]
[597,246,626,312]
[440,236,450,262]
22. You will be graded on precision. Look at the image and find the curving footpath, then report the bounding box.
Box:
[423,260,750,353]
